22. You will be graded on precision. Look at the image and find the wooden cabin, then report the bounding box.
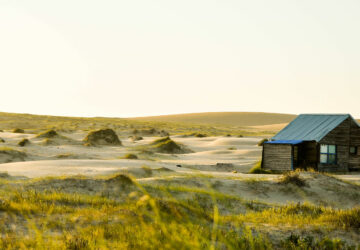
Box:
[262,114,360,172]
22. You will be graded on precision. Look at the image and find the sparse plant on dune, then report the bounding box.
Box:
[12,128,24,133]
[121,153,138,159]
[278,171,306,187]
[249,161,272,174]
[18,138,30,147]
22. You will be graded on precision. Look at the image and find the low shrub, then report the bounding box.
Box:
[36,129,58,138]
[18,138,30,147]
[122,153,138,159]
[257,138,268,146]
[323,206,360,230]
[12,128,24,133]
[249,161,271,174]
[278,171,306,187]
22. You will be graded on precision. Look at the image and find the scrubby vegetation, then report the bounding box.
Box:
[257,138,268,146]
[150,137,192,154]
[0,147,27,163]
[249,161,272,174]
[84,129,122,146]
[36,129,58,138]
[12,128,24,133]
[0,173,358,249]
[18,138,30,147]
[278,171,307,187]
[0,111,280,137]
[121,153,138,159]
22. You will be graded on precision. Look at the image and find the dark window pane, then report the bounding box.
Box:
[350,146,356,154]
[329,145,336,154]
[328,154,336,164]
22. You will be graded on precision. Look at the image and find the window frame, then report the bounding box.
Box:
[320,144,337,165]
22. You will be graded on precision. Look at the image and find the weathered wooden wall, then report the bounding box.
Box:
[349,119,360,170]
[263,144,292,171]
[319,118,350,172]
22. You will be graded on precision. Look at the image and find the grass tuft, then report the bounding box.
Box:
[278,171,306,187]
[249,161,272,174]
[121,153,138,159]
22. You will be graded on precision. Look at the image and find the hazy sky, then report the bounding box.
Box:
[1,0,359,117]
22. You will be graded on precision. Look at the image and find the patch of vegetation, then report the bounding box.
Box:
[0,111,278,137]
[12,128,24,133]
[249,161,272,174]
[0,138,5,143]
[36,129,58,138]
[282,233,350,249]
[18,138,30,147]
[83,128,122,146]
[56,153,76,159]
[322,206,360,230]
[0,174,357,248]
[121,153,138,159]
[278,171,306,187]
[150,137,191,154]
[0,147,27,163]
[257,138,268,146]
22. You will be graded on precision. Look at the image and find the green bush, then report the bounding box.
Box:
[122,153,138,159]
[278,171,306,187]
[257,138,268,146]
[249,161,271,174]
[36,129,58,138]
[18,138,30,147]
[12,128,24,133]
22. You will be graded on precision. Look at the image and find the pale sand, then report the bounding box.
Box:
[0,131,359,186]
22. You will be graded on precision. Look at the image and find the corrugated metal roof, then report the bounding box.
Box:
[272,114,354,142]
[265,140,303,145]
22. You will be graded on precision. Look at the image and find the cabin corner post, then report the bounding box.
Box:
[291,145,294,171]
[261,144,265,169]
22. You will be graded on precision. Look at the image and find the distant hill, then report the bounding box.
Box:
[130,112,297,127]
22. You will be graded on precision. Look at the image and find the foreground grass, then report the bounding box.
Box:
[0,173,359,249]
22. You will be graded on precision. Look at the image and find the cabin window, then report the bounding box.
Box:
[350,146,357,155]
[320,144,337,164]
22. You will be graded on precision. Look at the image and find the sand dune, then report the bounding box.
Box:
[130,112,296,126]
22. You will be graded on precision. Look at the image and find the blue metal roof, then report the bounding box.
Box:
[272,114,355,142]
[265,140,303,145]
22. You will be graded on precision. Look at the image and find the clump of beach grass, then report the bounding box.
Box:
[150,136,192,154]
[83,128,122,146]
[121,153,138,159]
[36,129,58,138]
[18,138,30,147]
[249,161,272,174]
[12,128,24,133]
[278,171,306,187]
[257,138,268,146]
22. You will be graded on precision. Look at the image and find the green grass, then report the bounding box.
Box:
[249,161,272,174]
[121,153,138,159]
[149,137,191,154]
[0,174,358,249]
[36,129,58,138]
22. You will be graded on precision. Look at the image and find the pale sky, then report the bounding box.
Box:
[1,0,359,118]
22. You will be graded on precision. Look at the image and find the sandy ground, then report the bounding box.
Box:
[0,131,359,185]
